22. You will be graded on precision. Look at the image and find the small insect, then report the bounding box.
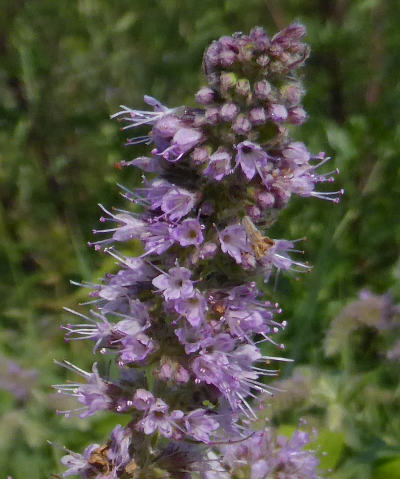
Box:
[242,215,275,260]
[88,444,111,474]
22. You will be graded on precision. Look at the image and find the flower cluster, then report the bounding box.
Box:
[55,23,336,478]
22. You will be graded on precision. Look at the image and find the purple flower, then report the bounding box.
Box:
[136,397,175,438]
[168,127,203,161]
[174,289,207,327]
[282,141,310,165]
[175,323,213,354]
[54,362,113,418]
[204,149,232,181]
[107,425,132,473]
[61,443,100,477]
[183,409,219,443]
[161,187,196,221]
[158,358,190,384]
[143,221,175,255]
[119,333,157,365]
[133,388,155,410]
[152,266,194,300]
[218,224,249,264]
[221,426,320,479]
[153,114,183,152]
[235,141,269,180]
[125,155,163,173]
[172,218,204,247]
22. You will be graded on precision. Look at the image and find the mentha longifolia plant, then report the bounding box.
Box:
[54,23,342,478]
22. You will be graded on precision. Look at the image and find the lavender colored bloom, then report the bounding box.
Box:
[133,388,155,410]
[107,425,132,472]
[169,127,203,160]
[119,333,158,365]
[54,362,112,418]
[126,155,163,173]
[183,409,219,443]
[235,140,270,180]
[282,82,304,106]
[136,397,174,438]
[161,187,196,221]
[204,149,232,181]
[158,358,190,384]
[143,221,175,255]
[172,218,204,247]
[221,427,320,479]
[218,224,249,264]
[152,266,194,300]
[282,141,310,165]
[175,323,213,354]
[174,289,207,327]
[61,443,100,477]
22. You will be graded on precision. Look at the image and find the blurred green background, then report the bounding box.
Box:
[1,0,400,477]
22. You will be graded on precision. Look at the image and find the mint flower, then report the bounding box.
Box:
[56,23,334,478]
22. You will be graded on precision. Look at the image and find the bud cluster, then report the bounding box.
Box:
[55,24,334,478]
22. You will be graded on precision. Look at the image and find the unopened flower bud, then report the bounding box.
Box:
[220,102,239,121]
[196,87,216,105]
[247,205,262,221]
[250,26,270,51]
[256,190,275,209]
[274,23,307,48]
[254,80,271,99]
[236,78,251,96]
[192,146,210,165]
[205,107,220,125]
[175,365,190,384]
[204,42,220,67]
[249,107,266,125]
[281,83,303,106]
[274,187,292,208]
[220,48,237,67]
[199,242,218,260]
[288,106,307,124]
[232,114,252,135]
[269,104,288,122]
[200,201,214,216]
[220,72,237,91]
[257,54,270,67]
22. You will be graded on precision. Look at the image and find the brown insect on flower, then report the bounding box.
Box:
[242,215,275,260]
